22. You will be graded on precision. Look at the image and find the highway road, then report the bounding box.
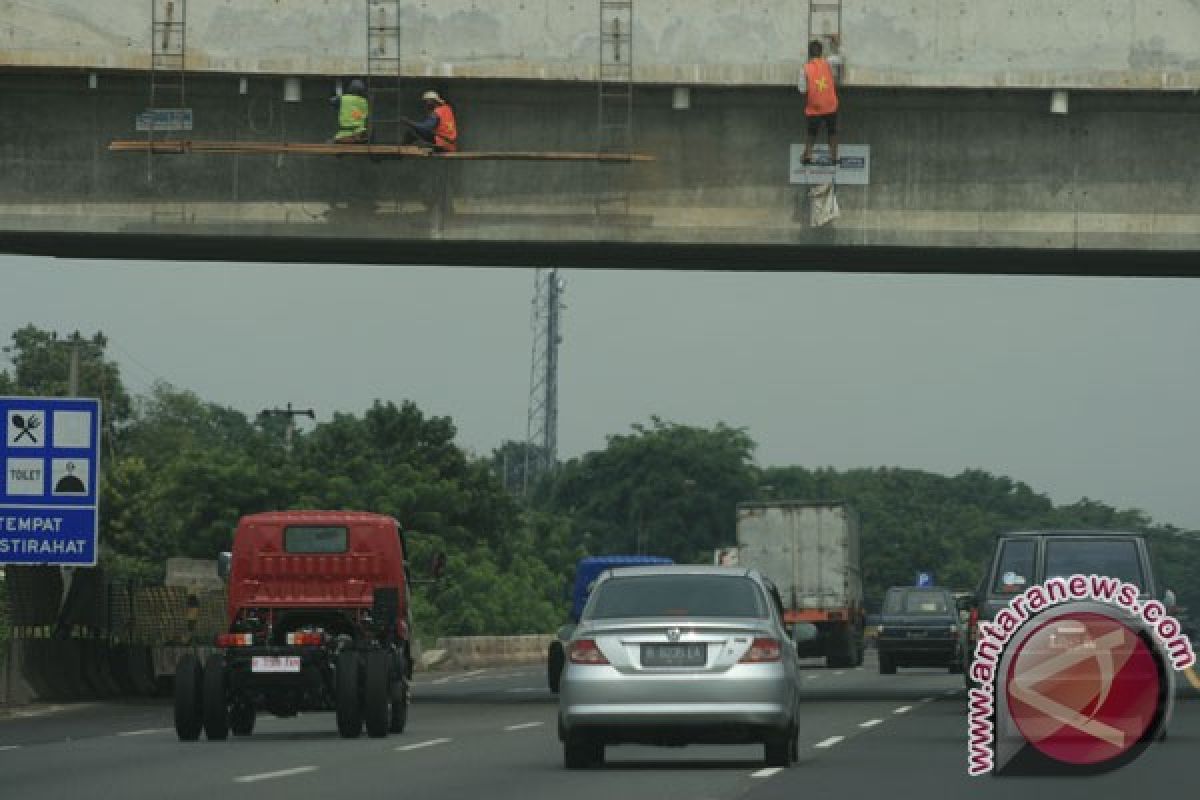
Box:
[1,651,1195,800]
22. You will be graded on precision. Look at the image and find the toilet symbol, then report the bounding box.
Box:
[52,459,88,495]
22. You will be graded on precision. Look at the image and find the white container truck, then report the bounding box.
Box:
[736,501,865,667]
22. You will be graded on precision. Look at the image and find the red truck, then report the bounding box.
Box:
[174,511,419,740]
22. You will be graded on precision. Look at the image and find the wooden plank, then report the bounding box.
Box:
[107,140,654,162]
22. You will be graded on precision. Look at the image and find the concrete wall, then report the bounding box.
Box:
[2,72,1198,267]
[4,1,1199,89]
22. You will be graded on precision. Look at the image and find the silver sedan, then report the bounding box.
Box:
[557,565,805,768]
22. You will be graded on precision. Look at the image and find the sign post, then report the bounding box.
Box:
[1,397,101,566]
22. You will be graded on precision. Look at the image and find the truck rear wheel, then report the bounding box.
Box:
[548,642,565,694]
[389,653,409,734]
[336,651,363,738]
[173,655,203,741]
[202,654,229,740]
[230,702,256,736]
[364,651,390,738]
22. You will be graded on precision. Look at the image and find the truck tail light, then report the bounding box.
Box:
[286,632,324,646]
[568,639,610,665]
[217,632,253,647]
[740,637,783,663]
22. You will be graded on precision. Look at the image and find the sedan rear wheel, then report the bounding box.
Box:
[563,735,603,769]
[764,730,792,767]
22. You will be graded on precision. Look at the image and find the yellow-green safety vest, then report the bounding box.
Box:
[336,94,369,138]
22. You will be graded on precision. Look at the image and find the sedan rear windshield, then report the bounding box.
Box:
[884,589,951,615]
[586,575,767,619]
[1044,539,1145,589]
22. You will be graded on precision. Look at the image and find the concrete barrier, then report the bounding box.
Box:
[434,635,554,670]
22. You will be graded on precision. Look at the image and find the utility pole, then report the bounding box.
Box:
[259,403,315,450]
[524,269,565,494]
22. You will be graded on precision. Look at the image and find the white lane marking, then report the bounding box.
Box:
[944,689,957,696]
[504,721,544,731]
[833,671,845,676]
[805,674,820,680]
[118,728,172,737]
[395,737,451,752]
[859,719,883,729]
[234,766,318,783]
[893,705,912,715]
[815,736,844,748]
[919,696,935,704]
[0,745,21,751]
[751,767,783,778]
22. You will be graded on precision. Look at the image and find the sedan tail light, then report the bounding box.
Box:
[740,637,783,663]
[568,639,610,665]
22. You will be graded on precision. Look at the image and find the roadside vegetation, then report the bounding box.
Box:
[2,324,1196,638]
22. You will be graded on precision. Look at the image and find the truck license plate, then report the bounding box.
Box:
[251,656,301,673]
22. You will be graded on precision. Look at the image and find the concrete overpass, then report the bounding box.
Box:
[2,0,1199,274]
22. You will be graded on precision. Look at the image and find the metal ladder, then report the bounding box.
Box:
[146,0,187,185]
[598,0,633,154]
[808,1,842,55]
[366,0,404,144]
[596,0,634,218]
[150,0,187,111]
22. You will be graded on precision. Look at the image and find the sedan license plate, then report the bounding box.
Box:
[251,656,301,673]
[641,643,706,667]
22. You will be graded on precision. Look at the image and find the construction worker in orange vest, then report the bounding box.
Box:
[799,38,840,166]
[401,90,459,152]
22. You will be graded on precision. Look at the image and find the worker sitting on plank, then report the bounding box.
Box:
[330,79,370,144]
[401,90,459,152]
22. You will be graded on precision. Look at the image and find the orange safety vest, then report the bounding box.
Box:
[803,58,839,116]
[433,104,458,152]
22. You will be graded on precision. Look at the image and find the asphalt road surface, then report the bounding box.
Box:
[2,651,1195,800]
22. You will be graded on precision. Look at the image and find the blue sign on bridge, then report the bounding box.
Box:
[916,571,934,587]
[1,397,101,566]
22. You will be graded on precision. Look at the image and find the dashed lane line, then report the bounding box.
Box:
[751,767,783,778]
[395,738,451,752]
[234,766,318,783]
[504,721,544,731]
[833,671,845,676]
[0,745,21,751]
[814,736,844,749]
[859,719,883,729]
[893,706,912,714]
[118,728,172,737]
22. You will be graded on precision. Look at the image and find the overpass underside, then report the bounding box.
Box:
[2,72,1198,275]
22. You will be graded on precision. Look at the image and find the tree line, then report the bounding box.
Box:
[2,324,1196,639]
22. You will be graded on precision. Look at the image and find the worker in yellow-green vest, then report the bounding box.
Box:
[330,79,369,144]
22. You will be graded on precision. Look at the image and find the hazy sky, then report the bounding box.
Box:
[3,254,1198,529]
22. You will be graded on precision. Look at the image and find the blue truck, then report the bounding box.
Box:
[547,555,673,693]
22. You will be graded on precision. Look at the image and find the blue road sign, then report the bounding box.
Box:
[1,397,101,566]
[916,571,934,587]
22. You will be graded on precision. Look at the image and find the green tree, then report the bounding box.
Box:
[537,417,757,562]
